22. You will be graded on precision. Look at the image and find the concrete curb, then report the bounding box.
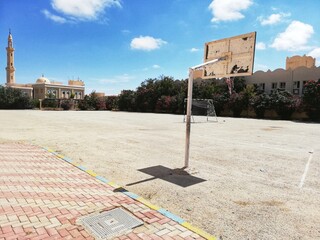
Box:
[43,147,216,240]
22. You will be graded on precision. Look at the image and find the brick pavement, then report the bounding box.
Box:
[0,143,215,240]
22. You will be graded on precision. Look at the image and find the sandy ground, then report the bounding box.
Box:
[0,110,319,239]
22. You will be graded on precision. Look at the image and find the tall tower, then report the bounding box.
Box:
[6,30,15,85]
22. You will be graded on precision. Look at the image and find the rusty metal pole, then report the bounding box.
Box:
[184,68,194,168]
[184,58,220,168]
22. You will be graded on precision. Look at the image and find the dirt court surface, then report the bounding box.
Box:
[0,110,319,239]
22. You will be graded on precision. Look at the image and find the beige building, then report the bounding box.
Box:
[4,31,85,100]
[245,55,319,96]
[32,76,84,100]
[286,55,316,70]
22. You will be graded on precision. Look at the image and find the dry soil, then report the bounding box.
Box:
[0,110,319,239]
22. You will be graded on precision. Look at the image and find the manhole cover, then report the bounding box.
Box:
[80,208,143,239]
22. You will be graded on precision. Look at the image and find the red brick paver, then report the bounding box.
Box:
[0,143,207,239]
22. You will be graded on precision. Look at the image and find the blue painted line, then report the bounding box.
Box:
[158,208,185,224]
[122,191,139,199]
[62,157,73,163]
[95,176,110,183]
[77,165,87,171]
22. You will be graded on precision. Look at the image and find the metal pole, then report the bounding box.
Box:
[184,68,194,168]
[184,57,221,168]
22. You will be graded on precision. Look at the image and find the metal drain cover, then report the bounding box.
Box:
[80,208,143,239]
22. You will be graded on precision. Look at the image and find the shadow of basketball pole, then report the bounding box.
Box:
[124,165,206,188]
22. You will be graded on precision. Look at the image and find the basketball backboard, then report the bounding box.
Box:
[203,32,256,79]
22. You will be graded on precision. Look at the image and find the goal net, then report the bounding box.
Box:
[183,99,218,122]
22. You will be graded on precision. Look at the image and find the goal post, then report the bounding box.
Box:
[183,98,218,122]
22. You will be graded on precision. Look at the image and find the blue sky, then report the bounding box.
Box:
[1,0,320,95]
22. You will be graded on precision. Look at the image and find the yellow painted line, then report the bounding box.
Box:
[56,154,65,159]
[136,197,160,211]
[181,222,216,240]
[108,182,121,188]
[47,148,55,153]
[85,169,98,177]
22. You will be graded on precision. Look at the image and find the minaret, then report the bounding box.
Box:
[6,30,15,85]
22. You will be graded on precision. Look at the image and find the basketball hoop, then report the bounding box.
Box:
[184,31,256,169]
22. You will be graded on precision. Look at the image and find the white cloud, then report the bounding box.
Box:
[208,0,253,23]
[308,48,320,58]
[46,0,121,22]
[270,21,314,51]
[130,36,167,51]
[308,48,320,65]
[259,13,291,26]
[42,9,67,23]
[256,42,266,50]
[190,48,200,52]
[152,64,161,69]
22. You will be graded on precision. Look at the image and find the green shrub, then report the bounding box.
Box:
[269,89,297,120]
[0,86,34,109]
[227,93,247,117]
[42,98,59,108]
[250,93,270,118]
[211,93,229,115]
[61,100,73,110]
[105,96,118,110]
[302,80,320,121]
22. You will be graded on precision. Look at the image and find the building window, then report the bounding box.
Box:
[293,89,299,95]
[271,82,277,89]
[279,82,286,89]
[293,81,300,89]
[258,83,265,91]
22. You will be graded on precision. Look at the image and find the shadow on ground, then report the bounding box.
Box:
[125,165,206,188]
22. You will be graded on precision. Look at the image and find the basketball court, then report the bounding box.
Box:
[0,110,319,239]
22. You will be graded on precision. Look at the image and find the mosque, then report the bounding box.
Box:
[4,31,85,99]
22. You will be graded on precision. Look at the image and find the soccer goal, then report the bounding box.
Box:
[183,98,218,123]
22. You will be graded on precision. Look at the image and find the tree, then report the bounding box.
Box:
[77,91,104,110]
[269,89,297,120]
[302,80,320,121]
[227,92,247,117]
[211,93,229,115]
[233,77,246,93]
[250,93,270,118]
[105,96,118,110]
[118,90,136,111]
[0,86,33,109]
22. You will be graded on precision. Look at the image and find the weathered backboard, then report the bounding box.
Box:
[203,32,256,79]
